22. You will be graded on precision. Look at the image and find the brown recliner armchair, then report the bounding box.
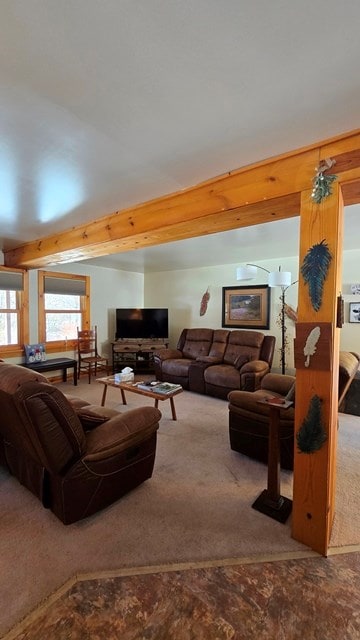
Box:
[228,351,360,470]
[0,362,161,524]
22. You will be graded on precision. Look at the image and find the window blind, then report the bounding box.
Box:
[0,271,24,291]
[44,276,86,296]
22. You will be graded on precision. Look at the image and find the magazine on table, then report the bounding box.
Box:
[136,381,182,394]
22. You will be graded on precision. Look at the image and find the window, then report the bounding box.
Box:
[38,271,90,351]
[0,267,29,356]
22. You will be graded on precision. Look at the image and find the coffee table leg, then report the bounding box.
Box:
[169,397,177,421]
[121,389,127,405]
[154,397,176,420]
[101,386,107,407]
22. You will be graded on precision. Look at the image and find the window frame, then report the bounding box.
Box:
[38,270,90,353]
[0,266,29,357]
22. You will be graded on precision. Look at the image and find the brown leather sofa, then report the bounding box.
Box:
[154,328,275,399]
[0,361,161,524]
[228,351,360,470]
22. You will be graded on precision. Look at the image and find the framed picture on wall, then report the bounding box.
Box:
[349,302,360,323]
[222,285,270,329]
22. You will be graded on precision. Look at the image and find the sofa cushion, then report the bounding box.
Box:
[196,355,222,364]
[204,364,241,388]
[162,358,194,377]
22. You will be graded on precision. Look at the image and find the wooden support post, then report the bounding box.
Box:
[292,182,344,556]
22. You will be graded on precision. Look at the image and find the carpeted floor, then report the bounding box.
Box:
[0,378,359,637]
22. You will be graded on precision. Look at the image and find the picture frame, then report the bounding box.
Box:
[349,302,360,323]
[222,285,270,329]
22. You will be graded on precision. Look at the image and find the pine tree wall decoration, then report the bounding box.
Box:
[300,239,332,311]
[311,172,337,204]
[311,157,337,204]
[296,395,327,453]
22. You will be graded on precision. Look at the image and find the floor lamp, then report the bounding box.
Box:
[236,264,295,375]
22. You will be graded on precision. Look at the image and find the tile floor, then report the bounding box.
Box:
[7,551,360,639]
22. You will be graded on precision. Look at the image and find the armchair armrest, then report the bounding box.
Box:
[260,373,295,395]
[228,389,295,419]
[239,360,270,392]
[75,404,121,430]
[85,406,161,459]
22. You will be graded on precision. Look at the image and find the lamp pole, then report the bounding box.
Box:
[280,286,286,376]
[237,264,297,375]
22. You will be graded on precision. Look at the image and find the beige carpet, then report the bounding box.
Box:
[0,379,359,637]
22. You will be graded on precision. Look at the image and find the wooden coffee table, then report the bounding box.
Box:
[97,377,183,421]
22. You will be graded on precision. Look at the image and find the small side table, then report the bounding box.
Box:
[252,398,293,523]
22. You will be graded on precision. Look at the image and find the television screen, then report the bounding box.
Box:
[115,308,168,340]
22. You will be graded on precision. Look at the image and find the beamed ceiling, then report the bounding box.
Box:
[0,1,360,271]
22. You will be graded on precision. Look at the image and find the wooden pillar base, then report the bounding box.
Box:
[252,490,293,524]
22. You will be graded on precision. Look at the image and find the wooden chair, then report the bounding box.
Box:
[77,326,109,383]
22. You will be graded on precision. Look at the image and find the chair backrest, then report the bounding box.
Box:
[208,329,230,360]
[77,326,99,358]
[224,330,265,365]
[338,351,360,407]
[0,362,86,474]
[177,328,214,360]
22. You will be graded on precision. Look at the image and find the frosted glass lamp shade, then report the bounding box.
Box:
[268,270,292,287]
[236,265,257,281]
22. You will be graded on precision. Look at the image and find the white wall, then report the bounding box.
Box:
[145,256,299,372]
[17,247,359,372]
[145,249,360,373]
[341,249,360,353]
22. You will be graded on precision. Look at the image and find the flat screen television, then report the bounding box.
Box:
[115,308,168,340]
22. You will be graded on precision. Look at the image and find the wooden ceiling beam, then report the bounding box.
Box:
[4,130,360,269]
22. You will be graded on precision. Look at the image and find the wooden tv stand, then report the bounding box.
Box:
[112,338,168,374]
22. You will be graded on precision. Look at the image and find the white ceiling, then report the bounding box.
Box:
[1,1,359,271]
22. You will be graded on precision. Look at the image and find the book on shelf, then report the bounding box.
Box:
[136,381,182,394]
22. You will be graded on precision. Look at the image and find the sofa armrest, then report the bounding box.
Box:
[154,349,182,362]
[84,406,161,459]
[240,359,269,374]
